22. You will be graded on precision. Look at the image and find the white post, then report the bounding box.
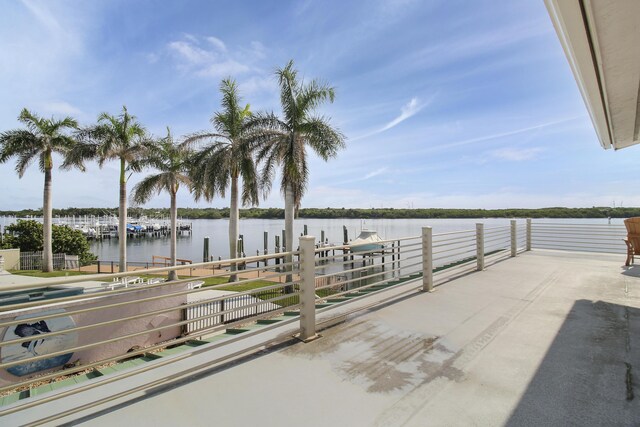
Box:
[526,218,532,251]
[299,236,318,341]
[422,227,433,292]
[511,220,517,257]
[476,223,485,271]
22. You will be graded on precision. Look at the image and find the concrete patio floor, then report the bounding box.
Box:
[7,250,640,426]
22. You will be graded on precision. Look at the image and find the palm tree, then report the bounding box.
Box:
[0,109,81,272]
[74,106,150,273]
[185,78,260,282]
[251,60,345,285]
[132,129,191,281]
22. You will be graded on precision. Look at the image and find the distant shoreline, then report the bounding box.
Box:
[0,206,635,220]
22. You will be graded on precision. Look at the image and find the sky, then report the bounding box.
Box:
[1,0,639,211]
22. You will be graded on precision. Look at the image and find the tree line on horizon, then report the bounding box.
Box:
[0,60,345,278]
[0,206,635,220]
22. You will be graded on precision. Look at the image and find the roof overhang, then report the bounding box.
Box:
[545,0,640,150]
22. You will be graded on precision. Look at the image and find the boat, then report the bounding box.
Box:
[349,229,385,253]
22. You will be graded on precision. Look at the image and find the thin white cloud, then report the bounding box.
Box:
[240,75,277,95]
[249,41,267,59]
[197,60,250,78]
[440,118,575,151]
[490,147,544,161]
[379,97,423,132]
[38,101,84,118]
[168,40,213,65]
[166,35,264,80]
[352,97,427,141]
[364,167,388,179]
[20,0,63,34]
[206,36,227,52]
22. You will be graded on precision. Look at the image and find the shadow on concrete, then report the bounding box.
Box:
[621,264,640,278]
[506,299,639,426]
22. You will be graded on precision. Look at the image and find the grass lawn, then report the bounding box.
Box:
[134,273,276,292]
[9,270,98,278]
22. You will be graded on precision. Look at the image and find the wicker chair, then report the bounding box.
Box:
[623,217,640,266]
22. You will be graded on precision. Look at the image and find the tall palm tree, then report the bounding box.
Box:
[74,106,150,273]
[185,78,260,282]
[132,129,191,281]
[252,60,345,285]
[0,109,81,272]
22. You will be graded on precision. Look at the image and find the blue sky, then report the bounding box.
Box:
[1,0,638,210]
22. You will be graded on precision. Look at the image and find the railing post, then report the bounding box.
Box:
[476,223,485,271]
[526,218,532,251]
[422,227,433,292]
[299,235,318,341]
[511,220,517,257]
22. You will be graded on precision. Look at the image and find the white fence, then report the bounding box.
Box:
[19,251,65,270]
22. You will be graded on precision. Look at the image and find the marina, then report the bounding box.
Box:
[2,215,193,240]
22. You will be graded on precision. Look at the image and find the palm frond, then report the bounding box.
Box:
[298,116,346,160]
[0,130,40,163]
[131,173,165,205]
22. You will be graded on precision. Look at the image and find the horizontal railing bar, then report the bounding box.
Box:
[315,268,411,298]
[433,251,475,263]
[483,225,512,231]
[0,283,300,349]
[531,229,625,235]
[532,223,625,227]
[433,229,476,237]
[321,254,410,278]
[314,246,418,271]
[0,273,301,329]
[531,237,624,246]
[0,303,301,396]
[312,241,418,262]
[0,251,302,292]
[432,238,476,249]
[433,234,476,244]
[532,243,624,252]
[315,265,404,292]
[312,236,422,255]
[0,286,297,370]
[433,245,476,257]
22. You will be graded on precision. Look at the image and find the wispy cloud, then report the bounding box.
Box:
[352,97,428,141]
[380,98,424,132]
[490,147,544,161]
[206,36,227,52]
[240,75,277,95]
[20,0,63,34]
[166,34,263,79]
[38,101,84,118]
[19,0,82,53]
[364,167,388,179]
[407,116,582,157]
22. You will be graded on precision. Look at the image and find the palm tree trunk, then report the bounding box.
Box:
[169,189,178,282]
[229,175,239,282]
[42,154,53,272]
[284,182,295,292]
[119,158,127,273]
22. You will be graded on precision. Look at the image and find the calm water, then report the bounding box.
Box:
[84,217,624,263]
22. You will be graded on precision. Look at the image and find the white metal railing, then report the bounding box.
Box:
[0,218,551,417]
[530,222,626,254]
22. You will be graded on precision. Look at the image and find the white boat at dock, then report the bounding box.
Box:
[348,229,385,253]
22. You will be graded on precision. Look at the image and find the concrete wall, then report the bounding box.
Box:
[0,282,188,386]
[0,249,19,271]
